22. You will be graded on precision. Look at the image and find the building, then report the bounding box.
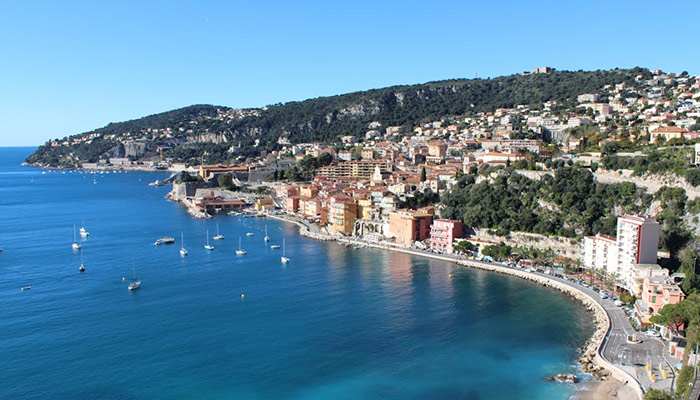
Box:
[532,66,554,74]
[388,207,434,246]
[582,215,659,294]
[695,143,700,165]
[634,269,685,325]
[617,215,660,292]
[429,219,463,253]
[650,126,685,143]
[316,160,392,179]
[427,142,447,164]
[329,197,357,235]
[582,234,619,276]
[254,197,274,211]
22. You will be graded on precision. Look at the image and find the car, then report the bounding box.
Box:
[613,300,623,307]
[645,330,660,337]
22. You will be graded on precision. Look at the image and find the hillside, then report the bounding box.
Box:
[26,68,651,167]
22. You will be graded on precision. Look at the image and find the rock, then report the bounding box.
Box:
[546,374,577,383]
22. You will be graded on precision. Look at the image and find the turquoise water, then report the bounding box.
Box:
[0,147,592,399]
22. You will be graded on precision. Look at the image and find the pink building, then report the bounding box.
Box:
[429,219,463,254]
[634,273,685,325]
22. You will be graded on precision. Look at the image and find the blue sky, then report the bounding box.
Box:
[0,0,698,146]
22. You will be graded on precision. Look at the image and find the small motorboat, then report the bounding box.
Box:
[21,286,31,291]
[270,245,281,249]
[246,232,254,236]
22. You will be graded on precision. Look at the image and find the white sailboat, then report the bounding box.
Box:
[236,237,247,255]
[281,238,290,264]
[79,248,85,272]
[264,225,270,242]
[128,261,141,291]
[71,225,82,250]
[213,221,224,240]
[204,230,214,250]
[180,233,188,256]
[79,219,89,237]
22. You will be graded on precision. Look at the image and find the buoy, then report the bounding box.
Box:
[241,293,245,300]
[448,274,453,278]
[122,277,126,282]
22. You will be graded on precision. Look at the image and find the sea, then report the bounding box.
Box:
[0,147,593,400]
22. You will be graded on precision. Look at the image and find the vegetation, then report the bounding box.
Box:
[27,68,652,167]
[481,244,513,260]
[651,293,700,370]
[601,148,693,177]
[643,388,674,400]
[440,166,652,238]
[283,154,333,182]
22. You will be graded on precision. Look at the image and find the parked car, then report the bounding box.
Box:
[645,330,660,337]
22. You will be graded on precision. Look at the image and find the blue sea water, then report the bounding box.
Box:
[0,147,593,399]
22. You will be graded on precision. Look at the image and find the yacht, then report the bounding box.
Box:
[154,236,175,245]
[281,238,290,264]
[179,233,188,256]
[79,248,86,272]
[213,222,224,240]
[204,230,214,250]
[79,226,89,238]
[235,237,247,256]
[71,225,82,250]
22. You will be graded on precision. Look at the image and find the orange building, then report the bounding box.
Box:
[329,196,357,235]
[388,207,434,246]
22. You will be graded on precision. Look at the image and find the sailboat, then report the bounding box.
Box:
[236,237,247,255]
[204,230,214,250]
[213,221,224,240]
[79,248,85,272]
[71,225,82,250]
[281,238,290,264]
[180,233,188,256]
[264,225,270,242]
[128,260,141,291]
[79,219,89,237]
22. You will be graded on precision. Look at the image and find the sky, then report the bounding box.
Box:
[1,0,698,146]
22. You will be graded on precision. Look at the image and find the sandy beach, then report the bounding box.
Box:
[574,379,637,400]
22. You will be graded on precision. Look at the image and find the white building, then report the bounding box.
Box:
[695,143,700,165]
[582,215,660,294]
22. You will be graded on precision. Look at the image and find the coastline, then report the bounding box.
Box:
[263,212,644,400]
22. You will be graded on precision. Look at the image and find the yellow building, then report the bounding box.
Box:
[255,197,274,211]
[329,197,357,235]
[357,198,374,221]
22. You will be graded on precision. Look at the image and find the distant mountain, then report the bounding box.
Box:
[26,67,651,167]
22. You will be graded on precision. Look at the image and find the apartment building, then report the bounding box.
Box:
[316,160,392,179]
[329,197,357,235]
[582,215,660,294]
[388,207,434,246]
[429,219,463,254]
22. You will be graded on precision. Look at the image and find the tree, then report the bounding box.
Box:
[643,389,673,400]
[318,152,333,166]
[685,168,700,187]
[678,248,699,294]
[454,240,475,254]
[217,174,235,190]
[420,167,427,182]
